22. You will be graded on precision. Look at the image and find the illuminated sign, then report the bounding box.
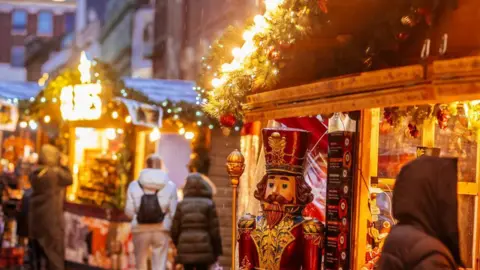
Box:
[60,84,102,121]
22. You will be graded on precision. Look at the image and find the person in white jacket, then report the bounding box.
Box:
[125,155,177,270]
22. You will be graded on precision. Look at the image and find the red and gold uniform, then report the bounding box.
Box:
[238,128,325,270]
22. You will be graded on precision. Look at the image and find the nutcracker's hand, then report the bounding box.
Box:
[238,214,257,269]
[303,218,325,269]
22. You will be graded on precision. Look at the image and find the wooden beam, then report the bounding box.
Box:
[245,65,425,108]
[433,55,480,79]
[244,85,436,122]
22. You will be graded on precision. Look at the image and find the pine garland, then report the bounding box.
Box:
[197,0,324,120]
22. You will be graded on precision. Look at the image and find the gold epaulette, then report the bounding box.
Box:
[238,213,256,230]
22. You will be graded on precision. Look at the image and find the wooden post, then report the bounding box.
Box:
[353,109,377,270]
[226,150,245,270]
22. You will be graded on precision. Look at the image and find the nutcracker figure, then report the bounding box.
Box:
[238,128,325,270]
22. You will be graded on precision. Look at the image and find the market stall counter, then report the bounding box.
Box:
[63,202,133,269]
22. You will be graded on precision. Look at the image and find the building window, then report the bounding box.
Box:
[37,11,53,36]
[65,13,75,33]
[11,46,25,67]
[12,10,27,34]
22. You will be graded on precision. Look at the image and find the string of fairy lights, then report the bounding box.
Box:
[196,0,323,126]
[10,70,242,137]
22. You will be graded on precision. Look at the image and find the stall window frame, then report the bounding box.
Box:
[357,108,480,269]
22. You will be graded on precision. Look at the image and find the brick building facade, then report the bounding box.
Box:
[0,0,75,82]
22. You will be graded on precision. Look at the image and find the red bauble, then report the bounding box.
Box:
[383,110,394,126]
[317,0,328,13]
[220,114,236,128]
[396,32,409,41]
[436,108,450,130]
[408,124,420,138]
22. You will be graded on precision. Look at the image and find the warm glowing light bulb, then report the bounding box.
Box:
[29,120,37,130]
[232,47,241,58]
[221,63,232,72]
[19,121,27,128]
[149,128,161,142]
[178,128,186,135]
[43,115,51,123]
[241,40,256,56]
[265,0,283,11]
[111,111,119,119]
[185,132,195,140]
[106,128,117,140]
[254,15,266,28]
[125,115,132,123]
[243,30,254,41]
[212,78,223,88]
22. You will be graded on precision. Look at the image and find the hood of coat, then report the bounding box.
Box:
[183,173,212,198]
[138,168,169,190]
[393,156,462,266]
[38,144,60,167]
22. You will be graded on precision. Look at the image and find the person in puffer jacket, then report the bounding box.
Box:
[171,173,222,270]
[125,155,177,270]
[377,156,463,270]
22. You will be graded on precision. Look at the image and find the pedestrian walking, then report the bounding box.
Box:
[171,173,222,270]
[125,155,177,270]
[377,156,463,270]
[29,144,73,270]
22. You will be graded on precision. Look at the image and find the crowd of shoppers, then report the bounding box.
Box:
[5,145,464,270]
[1,146,223,270]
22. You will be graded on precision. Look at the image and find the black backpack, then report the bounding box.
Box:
[136,183,165,224]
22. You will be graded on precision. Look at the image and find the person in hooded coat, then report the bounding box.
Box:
[125,154,177,270]
[377,156,463,270]
[29,144,73,270]
[171,173,222,270]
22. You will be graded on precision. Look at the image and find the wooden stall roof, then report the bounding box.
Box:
[244,56,480,122]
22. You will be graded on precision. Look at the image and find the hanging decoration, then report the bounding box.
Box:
[381,101,480,138]
[197,0,325,122]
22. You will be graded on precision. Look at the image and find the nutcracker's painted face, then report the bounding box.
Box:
[264,175,296,204]
[255,173,314,228]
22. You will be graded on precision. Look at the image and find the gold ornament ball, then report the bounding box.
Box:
[226,149,245,185]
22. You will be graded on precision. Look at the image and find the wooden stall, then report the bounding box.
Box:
[24,51,212,269]
[243,56,480,269]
